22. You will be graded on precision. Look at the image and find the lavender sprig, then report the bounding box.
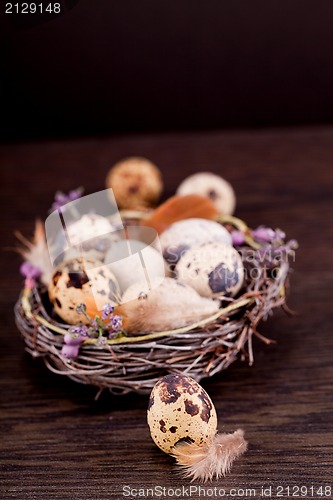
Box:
[61,303,123,359]
[50,187,83,212]
[252,226,286,244]
[231,230,246,246]
[20,261,41,289]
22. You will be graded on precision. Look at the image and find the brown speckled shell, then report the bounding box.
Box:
[175,242,244,298]
[105,157,163,209]
[147,374,217,454]
[48,257,120,324]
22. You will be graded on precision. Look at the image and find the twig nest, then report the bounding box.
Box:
[175,242,244,298]
[48,257,121,324]
[104,239,165,293]
[176,172,236,215]
[147,374,247,482]
[160,218,232,266]
[106,157,163,209]
[117,277,219,332]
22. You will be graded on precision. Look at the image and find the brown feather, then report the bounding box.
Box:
[142,195,218,234]
[172,429,247,482]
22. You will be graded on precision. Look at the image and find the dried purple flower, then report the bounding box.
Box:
[64,325,89,346]
[97,337,107,346]
[102,303,115,320]
[76,303,87,315]
[64,333,85,346]
[252,226,286,244]
[91,318,99,331]
[20,261,41,279]
[273,229,286,242]
[109,315,122,332]
[51,187,83,212]
[61,344,80,359]
[231,230,245,246]
[69,325,89,337]
[20,261,41,289]
[252,226,276,243]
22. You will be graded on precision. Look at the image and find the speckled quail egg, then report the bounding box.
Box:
[52,214,119,266]
[160,218,232,266]
[48,257,121,324]
[106,157,163,209]
[104,239,165,292]
[175,242,244,298]
[147,374,218,454]
[147,374,248,482]
[67,213,114,242]
[118,277,219,332]
[176,172,236,215]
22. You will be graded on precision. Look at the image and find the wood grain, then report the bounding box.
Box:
[1,127,332,499]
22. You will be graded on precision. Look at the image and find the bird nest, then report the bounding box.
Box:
[14,215,296,396]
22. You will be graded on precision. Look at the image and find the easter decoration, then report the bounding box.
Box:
[147,374,247,481]
[15,157,298,395]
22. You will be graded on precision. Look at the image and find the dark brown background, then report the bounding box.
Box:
[2,0,333,140]
[1,127,333,499]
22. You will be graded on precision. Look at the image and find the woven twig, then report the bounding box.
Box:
[14,237,292,395]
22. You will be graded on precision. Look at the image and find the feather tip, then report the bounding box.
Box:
[172,429,247,482]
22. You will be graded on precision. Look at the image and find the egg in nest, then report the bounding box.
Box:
[48,257,121,324]
[160,218,232,266]
[175,242,244,298]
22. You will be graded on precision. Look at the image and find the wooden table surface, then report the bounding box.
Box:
[1,127,332,499]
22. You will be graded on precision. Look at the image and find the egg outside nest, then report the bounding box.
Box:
[147,374,247,482]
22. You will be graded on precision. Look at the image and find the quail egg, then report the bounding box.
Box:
[175,242,244,298]
[106,156,163,209]
[48,257,121,324]
[176,172,236,215]
[147,374,217,454]
[160,218,232,266]
[104,239,165,292]
[147,373,248,482]
[52,213,118,266]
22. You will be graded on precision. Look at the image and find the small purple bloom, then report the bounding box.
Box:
[102,303,115,320]
[91,318,99,331]
[231,230,245,246]
[76,303,87,315]
[252,226,287,244]
[69,325,89,338]
[64,333,85,346]
[273,229,286,242]
[109,315,122,332]
[20,261,41,279]
[61,344,80,359]
[286,239,298,250]
[252,226,276,243]
[51,187,83,212]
